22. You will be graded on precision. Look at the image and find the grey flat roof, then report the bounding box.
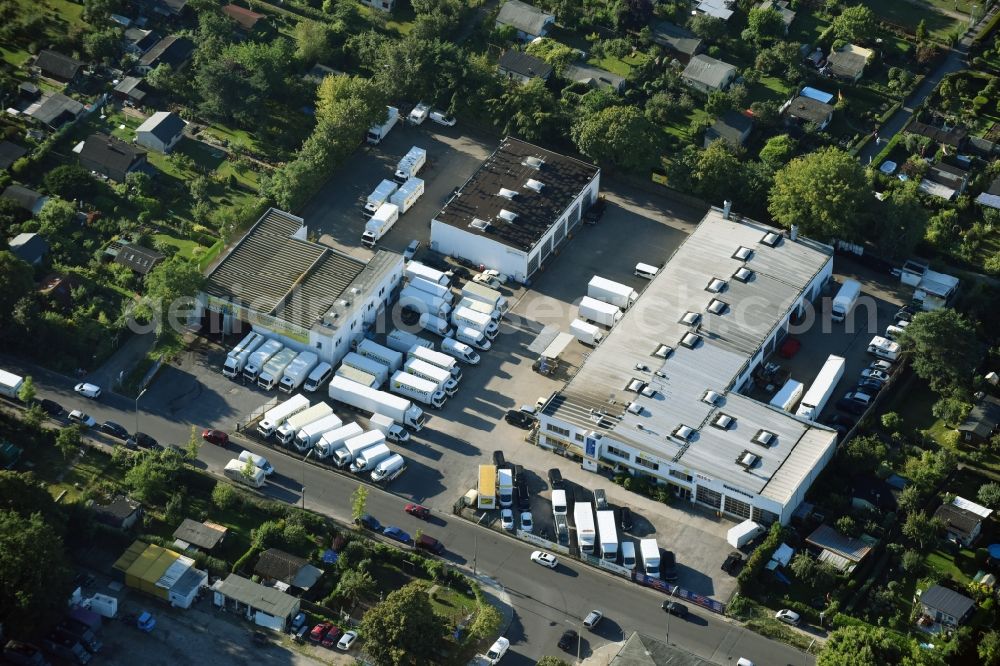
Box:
[496,0,553,35]
[545,208,836,501]
[172,518,226,549]
[920,584,974,619]
[498,50,553,79]
[682,54,736,88]
[784,96,834,124]
[214,574,298,619]
[434,137,598,252]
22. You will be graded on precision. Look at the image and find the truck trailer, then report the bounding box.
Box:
[222,331,265,377]
[769,379,804,412]
[408,277,454,303]
[404,358,458,396]
[390,371,446,409]
[579,296,623,328]
[389,177,424,214]
[276,402,334,446]
[569,318,603,346]
[279,351,319,393]
[386,329,434,355]
[363,179,398,217]
[336,364,380,389]
[497,467,513,507]
[588,276,638,310]
[355,339,404,373]
[256,394,310,438]
[394,146,426,183]
[831,279,862,323]
[256,348,298,391]
[243,339,284,382]
[349,442,391,473]
[399,286,452,318]
[596,509,619,561]
[327,375,426,430]
[328,428,380,466]
[341,351,390,387]
[409,345,462,381]
[478,464,497,509]
[293,413,343,452]
[574,502,596,555]
[794,355,846,421]
[405,261,451,286]
[366,106,398,144]
[361,203,399,248]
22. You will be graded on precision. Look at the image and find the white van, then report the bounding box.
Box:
[884,324,906,341]
[303,362,333,392]
[620,541,636,570]
[634,262,659,280]
[551,489,567,516]
[224,459,266,488]
[238,450,274,476]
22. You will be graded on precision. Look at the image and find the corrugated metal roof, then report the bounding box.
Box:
[214,573,299,619]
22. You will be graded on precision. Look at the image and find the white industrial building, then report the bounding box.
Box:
[430,137,600,283]
[538,207,839,525]
[198,208,403,365]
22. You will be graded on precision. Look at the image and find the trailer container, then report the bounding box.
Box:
[276,402,334,446]
[794,355,846,420]
[327,375,426,430]
[451,306,499,337]
[408,277,454,303]
[394,146,426,183]
[349,442,391,473]
[588,276,638,310]
[418,312,452,337]
[355,339,404,373]
[769,379,804,412]
[389,177,424,214]
[386,329,435,355]
[596,509,618,561]
[399,286,452,318]
[369,412,410,444]
[405,261,451,286]
[279,351,319,393]
[335,364,379,389]
[361,203,399,248]
[579,296,623,328]
[243,339,284,382]
[389,370,446,408]
[363,179,398,217]
[409,345,462,380]
[366,106,398,144]
[569,318,603,346]
[293,413,344,452]
[342,351,390,387]
[257,348,298,391]
[461,282,508,314]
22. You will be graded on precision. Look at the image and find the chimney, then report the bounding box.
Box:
[790,224,799,241]
[722,200,732,220]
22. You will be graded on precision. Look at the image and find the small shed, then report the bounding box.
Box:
[136,111,186,153]
[35,50,83,84]
[254,548,324,591]
[704,110,753,148]
[172,518,228,551]
[8,232,49,266]
[0,141,28,170]
[919,585,975,626]
[93,496,143,530]
[212,574,301,631]
[934,498,989,548]
[805,524,873,572]
[959,394,1000,444]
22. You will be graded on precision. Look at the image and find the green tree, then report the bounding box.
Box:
[336,540,370,571]
[185,425,201,461]
[692,140,747,205]
[915,19,927,43]
[931,396,970,425]
[252,519,284,549]
[901,549,924,575]
[43,165,96,200]
[835,515,859,537]
[36,199,79,257]
[689,13,726,40]
[978,482,1000,510]
[536,659,571,666]
[294,19,334,64]
[144,63,179,91]
[571,105,662,172]
[790,551,816,581]
[0,251,34,340]
[359,583,447,666]
[352,485,368,523]
[818,624,934,666]
[124,449,181,504]
[22,404,45,430]
[56,426,81,459]
[469,602,503,640]
[873,182,927,259]
[83,0,125,23]
[832,5,877,43]
[0,510,73,638]
[758,134,796,168]
[0,471,68,533]
[615,0,653,31]
[768,147,869,240]
[980,630,1000,666]
[188,175,211,206]
[83,28,123,64]
[897,485,923,514]
[335,568,375,607]
[898,309,977,395]
[488,78,564,143]
[902,511,941,550]
[17,375,35,404]
[841,435,887,474]
[139,256,205,324]
[881,412,903,434]
[212,481,240,511]
[744,7,786,43]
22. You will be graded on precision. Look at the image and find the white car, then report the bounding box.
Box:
[736,659,755,666]
[775,609,800,625]
[337,630,358,651]
[485,636,509,664]
[869,360,894,374]
[520,511,533,533]
[68,410,97,427]
[583,609,603,629]
[403,240,420,261]
[500,509,514,531]
[74,382,102,399]
[479,269,507,284]
[429,110,456,126]
[473,272,503,290]
[530,550,558,568]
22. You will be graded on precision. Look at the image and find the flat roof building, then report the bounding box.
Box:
[199,208,403,365]
[538,207,837,525]
[430,137,599,283]
[212,574,300,631]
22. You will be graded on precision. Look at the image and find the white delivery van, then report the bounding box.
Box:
[551,489,568,516]
[303,362,334,392]
[441,337,481,364]
[224,459,266,488]
[620,541,636,570]
[634,262,659,280]
[238,450,274,476]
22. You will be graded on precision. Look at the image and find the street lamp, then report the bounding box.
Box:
[665,584,679,645]
[134,388,148,435]
[301,449,314,510]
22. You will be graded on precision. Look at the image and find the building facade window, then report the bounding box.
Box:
[669,469,693,483]
[724,496,752,520]
[635,456,659,471]
[574,433,584,442]
[752,507,779,525]
[695,486,721,509]
[546,423,570,437]
[605,445,629,459]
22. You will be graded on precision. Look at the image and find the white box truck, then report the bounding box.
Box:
[329,428,381,466]
[405,261,450,286]
[389,177,424,214]
[366,106,398,144]
[364,179,398,217]
[795,355,846,421]
[457,297,500,321]
[727,519,765,549]
[349,442,391,473]
[328,375,426,430]
[222,331,264,377]
[279,351,319,393]
[386,329,434,355]
[371,453,406,483]
[356,339,404,373]
[418,312,452,337]
[409,345,462,381]
[238,449,274,475]
[315,422,364,461]
[570,318,603,346]
[400,286,452,318]
[243,339,284,382]
[498,468,514,507]
[0,369,24,399]
[394,146,426,183]
[303,362,334,392]
[639,539,660,578]
[451,306,499,337]
[405,357,458,395]
[369,412,410,443]
[831,279,861,323]
[390,370,446,409]
[407,102,430,125]
[462,282,508,314]
[770,379,804,412]
[257,394,310,438]
[441,337,480,364]
[579,296,623,328]
[588,276,638,310]
[257,347,298,391]
[408,277,453,303]
[224,459,265,488]
[276,402,334,446]
[336,364,380,389]
[293,413,344,452]
[455,326,491,351]
[574,502,596,554]
[342,352,390,387]
[596,509,618,561]
[362,203,399,248]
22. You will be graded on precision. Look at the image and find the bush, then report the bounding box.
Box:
[212,482,242,511]
[737,522,786,591]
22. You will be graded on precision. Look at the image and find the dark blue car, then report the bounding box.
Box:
[356,514,382,532]
[382,526,412,545]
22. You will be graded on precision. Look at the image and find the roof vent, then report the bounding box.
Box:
[733,267,754,283]
[733,246,753,261]
[713,413,735,430]
[524,178,544,192]
[470,217,490,231]
[706,278,727,293]
[653,344,673,359]
[761,232,782,247]
[498,187,518,199]
[641,386,657,398]
[523,156,545,169]
[680,332,701,349]
[498,209,518,223]
[753,430,776,447]
[626,378,648,393]
[702,390,721,405]
[627,401,643,415]
[681,311,701,326]
[737,450,760,470]
[635,363,650,372]
[707,299,728,315]
[673,425,695,441]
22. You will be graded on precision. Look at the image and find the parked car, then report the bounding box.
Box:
[309,622,333,643]
[68,410,96,427]
[894,306,914,322]
[356,513,382,531]
[662,600,689,618]
[294,625,309,642]
[126,432,158,449]
[583,610,604,629]
[619,507,633,532]
[429,110,456,126]
[583,196,607,223]
[558,629,578,652]
[403,240,420,261]
[504,409,535,429]
[404,503,430,519]
[290,613,307,631]
[500,509,514,531]
[520,511,533,533]
[860,368,890,384]
[202,429,229,446]
[415,534,445,554]
[775,609,800,625]
[661,550,678,582]
[382,526,412,544]
[485,637,509,665]
[320,625,342,648]
[492,450,506,468]
[721,551,743,575]
[547,468,563,489]
[101,421,129,440]
[38,398,63,415]
[869,359,895,374]
[473,272,503,289]
[74,382,101,399]
[516,484,530,511]
[530,550,558,568]
[856,379,883,394]
[593,488,608,510]
[337,631,358,651]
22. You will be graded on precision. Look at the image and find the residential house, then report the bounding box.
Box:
[695,0,734,21]
[958,394,1000,444]
[138,0,189,17]
[172,518,228,551]
[212,574,300,630]
[28,93,85,130]
[221,4,266,32]
[359,0,395,12]
[919,585,975,627]
[976,176,1000,210]
[919,162,969,201]
[34,50,83,84]
[825,44,872,83]
[0,141,28,170]
[805,524,873,573]
[496,0,555,41]
[498,50,553,84]
[136,111,185,153]
[253,548,324,592]
[79,134,148,182]
[8,232,49,266]
[1,185,49,216]
[93,496,143,530]
[681,54,737,93]
[124,27,161,56]
[113,241,165,275]
[563,63,625,93]
[113,76,148,106]
[757,0,795,34]
[934,496,992,547]
[906,119,968,150]
[781,95,834,130]
[651,22,703,64]
[137,35,194,74]
[704,110,753,148]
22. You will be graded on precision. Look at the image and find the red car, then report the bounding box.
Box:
[320,625,342,648]
[405,503,430,520]
[309,622,333,643]
[202,429,229,446]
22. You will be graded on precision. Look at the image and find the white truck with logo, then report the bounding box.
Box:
[390,370,446,409]
[451,306,499,338]
[498,467,513,507]
[362,203,399,248]
[279,351,319,393]
[293,413,343,452]
[794,355,846,421]
[408,277,453,303]
[366,105,398,144]
[596,509,618,561]
[574,502,596,554]
[394,146,426,183]
[409,345,462,380]
[588,276,638,310]
[441,337,480,364]
[342,351,390,387]
[404,357,458,396]
[369,412,410,444]
[570,318,603,346]
[386,329,434,354]
[257,394,310,438]
[276,402,334,446]
[405,261,450,286]
[418,312,452,337]
[257,347,298,391]
[243,339,284,382]
[371,453,406,483]
[356,339,404,373]
[315,422,364,462]
[400,286,452,318]
[336,364,380,389]
[328,375,426,430]
[222,331,265,378]
[461,282,507,314]
[364,179,398,217]
[579,296,623,328]
[224,458,265,488]
[831,279,861,323]
[349,442,391,473]
[330,428,381,466]
[389,177,424,214]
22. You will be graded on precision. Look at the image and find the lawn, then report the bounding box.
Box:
[151,233,206,260]
[428,584,478,623]
[586,51,649,77]
[749,76,794,104]
[662,107,712,143]
[925,548,977,586]
[864,0,963,40]
[788,10,831,45]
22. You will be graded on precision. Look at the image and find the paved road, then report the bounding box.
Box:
[4,358,815,665]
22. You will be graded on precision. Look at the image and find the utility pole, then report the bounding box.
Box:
[301,449,314,510]
[134,388,148,435]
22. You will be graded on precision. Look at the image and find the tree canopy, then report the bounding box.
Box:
[359,583,447,665]
[0,251,34,339]
[819,624,942,666]
[898,309,978,395]
[571,105,662,172]
[744,7,786,43]
[832,5,878,44]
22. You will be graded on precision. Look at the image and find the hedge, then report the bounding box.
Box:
[736,522,785,591]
